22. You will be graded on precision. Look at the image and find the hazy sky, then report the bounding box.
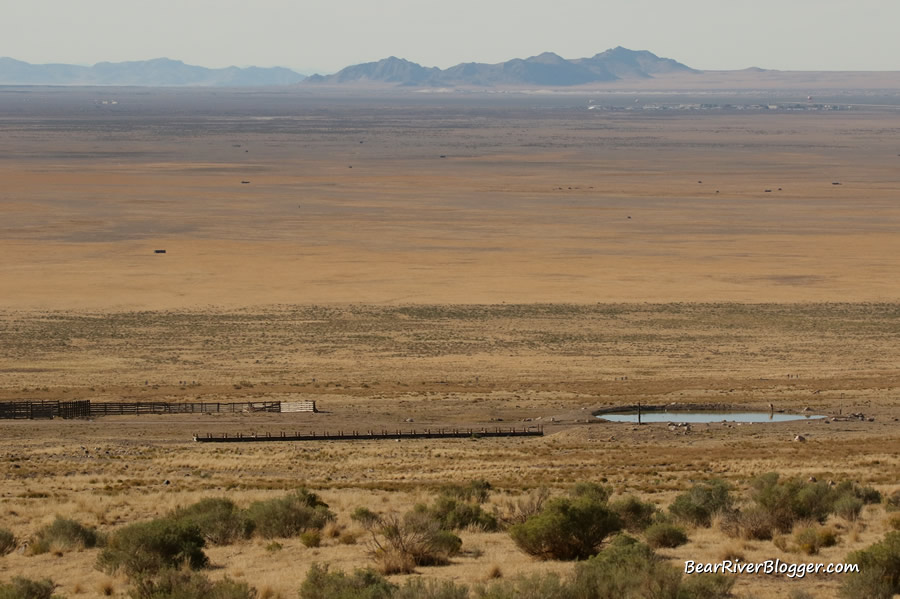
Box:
[3,0,899,73]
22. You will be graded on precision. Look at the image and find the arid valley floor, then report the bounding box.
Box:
[1,87,899,598]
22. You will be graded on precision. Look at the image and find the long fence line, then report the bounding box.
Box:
[0,400,311,419]
[193,426,544,443]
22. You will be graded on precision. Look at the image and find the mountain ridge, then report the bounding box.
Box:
[0,57,304,86]
[304,47,698,87]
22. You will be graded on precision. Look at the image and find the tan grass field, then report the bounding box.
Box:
[0,89,898,598]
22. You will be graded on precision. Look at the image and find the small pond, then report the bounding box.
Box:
[597,411,825,424]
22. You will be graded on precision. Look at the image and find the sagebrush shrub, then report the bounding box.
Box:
[246,489,334,539]
[96,519,207,577]
[393,578,470,599]
[0,577,61,599]
[169,498,253,545]
[31,516,101,555]
[570,535,681,599]
[669,479,733,527]
[300,530,321,548]
[840,531,900,599]
[793,525,837,555]
[421,496,499,532]
[834,495,864,521]
[678,573,735,599]
[722,506,774,541]
[299,563,395,599]
[129,568,256,599]
[609,496,657,532]
[644,522,688,549]
[508,494,621,560]
[571,482,612,503]
[474,573,569,599]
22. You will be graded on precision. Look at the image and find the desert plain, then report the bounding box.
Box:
[0,86,898,598]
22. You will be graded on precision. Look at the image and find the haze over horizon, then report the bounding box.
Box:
[2,0,898,75]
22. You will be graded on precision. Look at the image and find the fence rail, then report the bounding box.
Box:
[0,400,300,419]
[193,426,544,443]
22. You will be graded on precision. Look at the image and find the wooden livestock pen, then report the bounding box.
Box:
[0,400,297,419]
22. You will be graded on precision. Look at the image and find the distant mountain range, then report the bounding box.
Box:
[7,50,892,90]
[0,57,305,86]
[304,47,698,87]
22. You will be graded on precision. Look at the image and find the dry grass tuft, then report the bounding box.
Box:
[718,544,745,562]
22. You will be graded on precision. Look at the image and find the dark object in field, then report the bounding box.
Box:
[440,155,446,158]
[765,189,772,193]
[154,249,166,254]
[241,180,250,184]
[832,182,842,185]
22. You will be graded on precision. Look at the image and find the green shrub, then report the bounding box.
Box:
[677,573,735,599]
[169,498,254,545]
[129,568,256,599]
[719,505,778,541]
[300,531,321,548]
[834,495,864,521]
[299,563,395,599]
[509,494,621,560]
[31,516,101,555]
[474,573,569,599]
[853,485,883,505]
[570,535,681,599]
[645,522,688,549]
[571,482,612,503]
[0,578,62,599]
[830,481,881,505]
[0,528,15,556]
[96,519,208,577]
[793,525,838,555]
[129,569,256,599]
[840,531,900,599]
[750,473,834,532]
[669,479,733,527]
[609,496,658,532]
[421,496,499,532]
[246,489,334,539]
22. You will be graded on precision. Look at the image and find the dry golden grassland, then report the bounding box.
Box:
[0,91,898,598]
[1,304,898,598]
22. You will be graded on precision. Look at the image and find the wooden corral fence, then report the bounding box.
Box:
[89,401,282,416]
[0,400,292,419]
[193,426,543,443]
[0,401,60,420]
[280,401,318,413]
